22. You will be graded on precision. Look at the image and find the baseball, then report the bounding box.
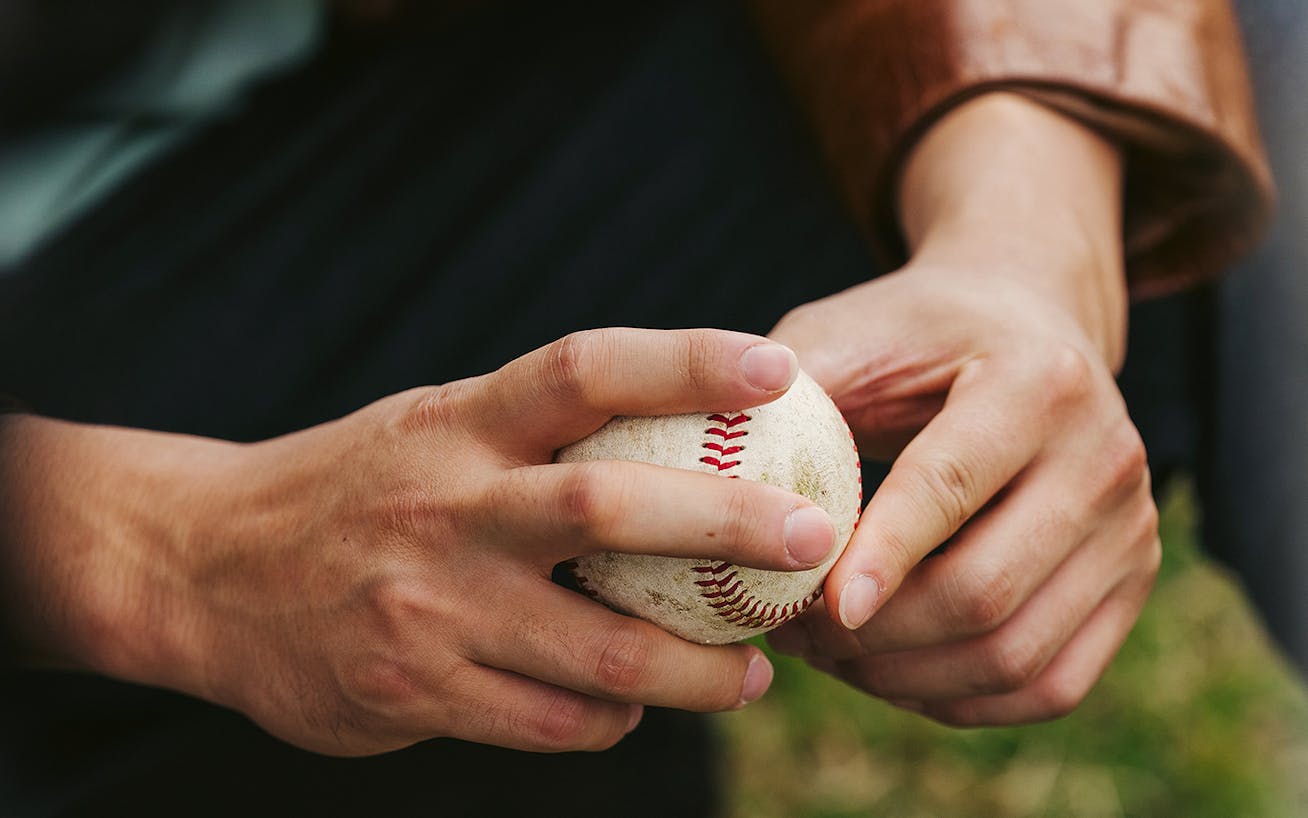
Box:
[557,369,861,644]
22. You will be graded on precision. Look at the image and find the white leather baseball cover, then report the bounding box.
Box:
[557,370,861,644]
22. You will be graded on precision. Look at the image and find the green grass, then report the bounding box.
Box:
[714,480,1308,817]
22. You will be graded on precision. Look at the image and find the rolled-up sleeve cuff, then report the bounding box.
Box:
[750,0,1275,299]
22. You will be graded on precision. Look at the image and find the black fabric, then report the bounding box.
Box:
[0,0,1263,814]
[0,0,867,441]
[0,0,174,131]
[0,2,871,815]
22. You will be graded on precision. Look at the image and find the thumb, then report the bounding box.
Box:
[770,305,946,462]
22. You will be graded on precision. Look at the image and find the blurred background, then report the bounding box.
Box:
[716,3,1308,812]
[717,481,1308,817]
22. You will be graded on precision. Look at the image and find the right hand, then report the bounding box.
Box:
[0,329,837,756]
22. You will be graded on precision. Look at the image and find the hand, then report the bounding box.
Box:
[0,329,839,755]
[765,93,1161,726]
[769,267,1159,725]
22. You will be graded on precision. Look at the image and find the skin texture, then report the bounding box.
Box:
[0,329,838,756]
[767,93,1161,726]
[0,91,1159,753]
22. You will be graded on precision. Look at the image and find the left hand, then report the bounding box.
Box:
[765,93,1162,726]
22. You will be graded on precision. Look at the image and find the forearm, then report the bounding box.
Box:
[2,329,808,754]
[750,0,1271,298]
[769,99,1158,729]
[898,92,1127,369]
[0,413,220,691]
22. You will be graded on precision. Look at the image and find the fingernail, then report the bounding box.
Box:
[625,704,644,734]
[736,652,774,708]
[838,574,881,630]
[767,623,811,657]
[784,506,836,566]
[739,343,798,392]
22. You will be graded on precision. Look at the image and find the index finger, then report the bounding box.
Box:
[826,357,1054,631]
[482,460,836,571]
[470,328,799,460]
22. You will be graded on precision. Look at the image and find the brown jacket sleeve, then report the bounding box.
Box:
[749,0,1275,299]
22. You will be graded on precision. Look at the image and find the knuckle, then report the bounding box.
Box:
[1135,494,1161,542]
[401,382,468,434]
[547,330,607,408]
[1037,343,1095,406]
[978,634,1046,693]
[1144,532,1163,580]
[1135,521,1163,584]
[911,454,976,534]
[532,691,595,751]
[1100,424,1150,497]
[875,525,919,582]
[340,656,421,713]
[773,302,820,338]
[589,622,654,697]
[1138,460,1155,497]
[951,563,1018,633]
[1032,676,1089,721]
[720,484,767,552]
[366,578,430,637]
[681,330,717,394]
[556,462,622,541]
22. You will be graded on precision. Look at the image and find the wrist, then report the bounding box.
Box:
[0,415,232,698]
[898,92,1128,369]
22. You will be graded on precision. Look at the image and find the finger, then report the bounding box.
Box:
[468,577,774,713]
[482,460,835,569]
[441,664,643,753]
[767,598,862,658]
[852,424,1149,653]
[844,399,944,462]
[825,354,1069,631]
[905,575,1155,726]
[825,502,1156,699]
[797,443,1149,658]
[471,328,799,458]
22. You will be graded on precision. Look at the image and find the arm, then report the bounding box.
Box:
[770,91,1154,725]
[0,329,832,754]
[754,0,1273,726]
[749,0,1274,298]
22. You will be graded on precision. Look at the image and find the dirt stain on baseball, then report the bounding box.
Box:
[791,456,825,505]
[645,589,691,614]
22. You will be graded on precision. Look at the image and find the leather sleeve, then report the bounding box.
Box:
[748,0,1275,299]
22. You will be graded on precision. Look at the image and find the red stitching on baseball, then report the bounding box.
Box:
[568,403,854,636]
[691,560,823,630]
[687,409,819,630]
[699,456,742,470]
[702,443,744,455]
[700,413,749,474]
[852,431,863,527]
[706,413,750,427]
[562,559,601,601]
[705,428,747,441]
[694,569,737,589]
